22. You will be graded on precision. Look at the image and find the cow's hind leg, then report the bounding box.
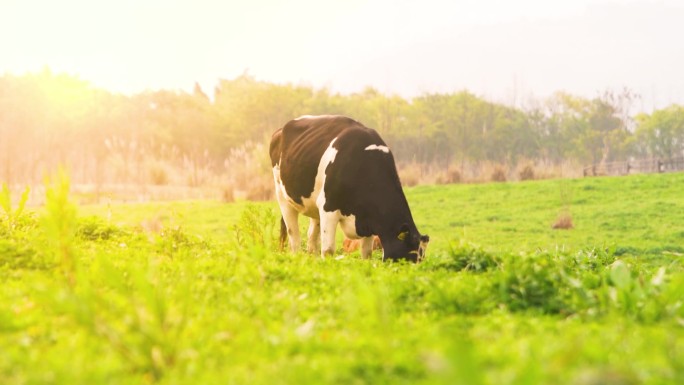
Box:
[277,202,300,253]
[279,217,287,250]
[319,210,340,257]
[307,218,320,254]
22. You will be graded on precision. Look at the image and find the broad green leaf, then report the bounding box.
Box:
[610,260,632,289]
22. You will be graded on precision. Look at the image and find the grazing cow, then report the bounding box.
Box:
[269,115,429,262]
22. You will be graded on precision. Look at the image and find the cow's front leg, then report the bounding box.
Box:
[307,218,320,254]
[319,210,340,257]
[360,236,374,259]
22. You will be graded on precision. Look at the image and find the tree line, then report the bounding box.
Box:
[1,69,683,194]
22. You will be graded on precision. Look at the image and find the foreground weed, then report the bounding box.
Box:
[42,171,78,286]
[0,184,30,236]
[48,256,191,382]
[497,252,567,313]
[490,247,683,321]
[77,216,127,241]
[0,184,43,270]
[603,261,680,322]
[155,225,207,256]
[232,203,277,249]
[445,240,501,272]
[568,247,616,272]
[0,240,47,271]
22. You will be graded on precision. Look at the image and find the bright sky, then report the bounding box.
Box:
[2,0,683,111]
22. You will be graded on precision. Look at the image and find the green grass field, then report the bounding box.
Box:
[2,172,683,384]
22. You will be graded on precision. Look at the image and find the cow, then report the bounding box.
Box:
[269,115,429,262]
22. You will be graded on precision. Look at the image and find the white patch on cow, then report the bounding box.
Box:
[305,137,338,218]
[314,139,343,256]
[317,138,339,184]
[294,114,332,121]
[364,144,390,153]
[273,165,304,212]
[294,115,314,121]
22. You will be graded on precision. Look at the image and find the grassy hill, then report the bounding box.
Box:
[1,172,683,384]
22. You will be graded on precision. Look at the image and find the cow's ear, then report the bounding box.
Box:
[397,223,410,241]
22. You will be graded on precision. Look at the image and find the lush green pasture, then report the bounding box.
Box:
[2,173,684,384]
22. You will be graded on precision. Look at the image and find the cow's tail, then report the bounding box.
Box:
[279,216,287,250]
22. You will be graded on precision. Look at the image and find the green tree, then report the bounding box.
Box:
[635,105,684,160]
[213,73,312,145]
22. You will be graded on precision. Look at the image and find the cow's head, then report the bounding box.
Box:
[383,223,430,262]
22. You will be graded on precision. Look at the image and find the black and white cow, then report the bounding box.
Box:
[269,115,429,262]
